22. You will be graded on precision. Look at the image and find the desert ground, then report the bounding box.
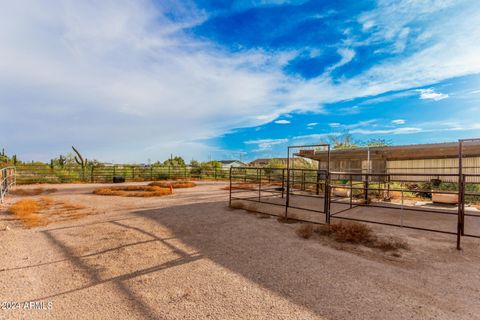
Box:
[1,181,480,320]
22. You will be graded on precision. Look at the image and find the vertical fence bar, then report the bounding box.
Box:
[302,171,305,191]
[349,174,353,209]
[229,167,232,206]
[324,171,330,224]
[258,168,261,201]
[457,140,463,250]
[285,147,291,218]
[281,169,285,199]
[364,174,369,205]
[461,174,466,236]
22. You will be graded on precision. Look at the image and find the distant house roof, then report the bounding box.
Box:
[218,160,246,167]
[219,160,244,164]
[249,158,288,166]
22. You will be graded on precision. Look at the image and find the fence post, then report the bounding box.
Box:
[258,168,261,201]
[91,166,94,183]
[229,167,232,206]
[214,167,217,180]
[364,174,369,205]
[281,169,285,198]
[324,171,330,224]
[285,168,290,218]
[457,175,463,250]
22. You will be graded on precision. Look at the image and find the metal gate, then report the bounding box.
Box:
[1,166,16,203]
[228,139,480,249]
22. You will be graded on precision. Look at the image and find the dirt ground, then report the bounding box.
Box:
[1,181,480,320]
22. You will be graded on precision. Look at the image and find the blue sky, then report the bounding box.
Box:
[1,0,480,163]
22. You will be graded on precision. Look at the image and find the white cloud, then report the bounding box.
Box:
[350,127,422,135]
[244,138,288,150]
[416,88,449,101]
[391,119,406,125]
[0,1,295,161]
[274,119,291,124]
[326,48,356,72]
[329,123,341,128]
[293,133,332,140]
[307,122,318,127]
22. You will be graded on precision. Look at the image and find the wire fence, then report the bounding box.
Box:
[229,166,480,249]
[14,165,232,184]
[0,166,16,203]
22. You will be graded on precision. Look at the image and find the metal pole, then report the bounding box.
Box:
[229,167,232,206]
[285,147,291,218]
[364,174,369,204]
[302,171,305,191]
[324,172,330,224]
[258,168,261,201]
[349,174,353,209]
[281,169,285,199]
[457,140,463,250]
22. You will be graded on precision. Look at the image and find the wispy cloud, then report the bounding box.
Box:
[417,88,449,101]
[350,127,422,135]
[2,0,480,161]
[391,119,406,125]
[244,138,288,150]
[274,119,291,124]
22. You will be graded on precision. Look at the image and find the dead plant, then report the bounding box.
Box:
[296,224,315,239]
[149,181,196,188]
[93,185,172,197]
[315,222,373,243]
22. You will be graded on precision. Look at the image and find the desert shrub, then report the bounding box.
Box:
[315,222,409,252]
[277,216,299,224]
[222,183,257,190]
[10,188,45,196]
[149,181,196,188]
[316,222,373,244]
[10,187,58,196]
[9,197,87,228]
[93,185,172,197]
[230,201,246,210]
[296,224,314,239]
[230,201,258,213]
[8,199,42,227]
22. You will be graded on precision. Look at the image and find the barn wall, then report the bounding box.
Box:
[386,157,480,182]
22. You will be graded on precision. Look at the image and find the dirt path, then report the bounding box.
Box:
[1,182,480,319]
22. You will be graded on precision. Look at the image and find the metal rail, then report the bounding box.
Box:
[229,165,480,250]
[0,166,16,203]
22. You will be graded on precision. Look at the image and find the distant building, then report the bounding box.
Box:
[301,141,480,182]
[218,160,246,169]
[249,158,288,167]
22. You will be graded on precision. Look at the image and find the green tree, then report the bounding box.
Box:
[324,132,359,150]
[163,156,186,167]
[366,139,391,147]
